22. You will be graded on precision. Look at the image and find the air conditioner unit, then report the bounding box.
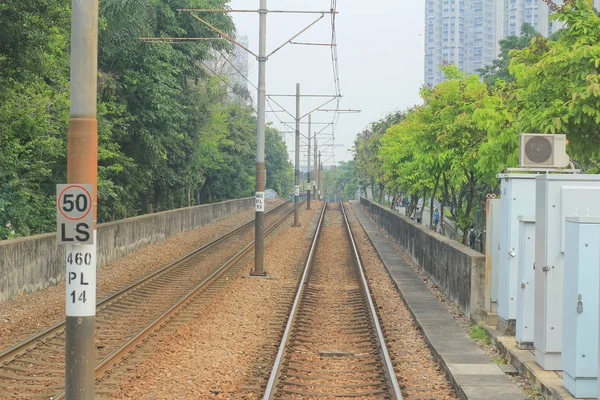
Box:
[519,133,570,168]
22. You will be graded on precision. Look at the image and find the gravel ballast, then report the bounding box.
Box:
[113,204,321,399]
[0,200,283,351]
[346,203,458,399]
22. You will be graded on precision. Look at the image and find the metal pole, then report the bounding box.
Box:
[314,137,318,201]
[318,152,322,200]
[66,0,98,398]
[294,83,300,226]
[306,114,311,210]
[251,0,267,276]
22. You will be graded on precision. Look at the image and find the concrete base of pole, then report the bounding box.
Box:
[252,211,265,275]
[293,195,300,227]
[307,190,311,210]
[247,272,269,278]
[249,271,267,277]
[65,316,95,400]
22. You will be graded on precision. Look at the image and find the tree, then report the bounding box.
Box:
[478,23,538,86]
[265,126,293,196]
[510,0,600,168]
[379,66,492,241]
[0,0,293,239]
[353,111,406,203]
[321,161,359,202]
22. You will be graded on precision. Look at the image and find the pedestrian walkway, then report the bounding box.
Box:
[351,201,525,400]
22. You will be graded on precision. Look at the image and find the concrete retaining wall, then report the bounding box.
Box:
[360,197,485,318]
[0,197,254,303]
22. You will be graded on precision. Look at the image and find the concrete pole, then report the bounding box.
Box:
[66,0,98,398]
[252,0,267,276]
[306,114,311,210]
[318,152,322,200]
[293,83,300,226]
[314,138,318,201]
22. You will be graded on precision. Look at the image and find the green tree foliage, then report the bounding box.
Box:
[0,0,70,238]
[265,127,293,197]
[0,0,292,240]
[380,66,491,240]
[321,161,359,202]
[350,0,600,243]
[353,110,406,202]
[510,0,600,167]
[478,23,538,86]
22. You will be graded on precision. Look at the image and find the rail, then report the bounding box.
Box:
[50,202,296,399]
[262,202,403,399]
[262,201,327,399]
[341,201,403,399]
[0,201,291,367]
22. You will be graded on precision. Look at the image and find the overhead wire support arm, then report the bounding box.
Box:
[266,96,296,120]
[282,122,333,125]
[140,37,224,42]
[267,13,327,57]
[186,12,258,58]
[301,97,338,119]
[268,94,342,98]
[318,109,361,113]
[178,9,337,14]
[290,42,337,47]
[316,125,331,135]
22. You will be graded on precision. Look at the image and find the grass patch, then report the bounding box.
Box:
[523,386,543,399]
[469,323,491,346]
[491,356,506,365]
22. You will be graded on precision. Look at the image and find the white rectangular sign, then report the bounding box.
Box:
[65,239,97,316]
[294,185,300,196]
[57,184,94,245]
[255,192,265,212]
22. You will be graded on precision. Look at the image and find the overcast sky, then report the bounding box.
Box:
[228,1,425,165]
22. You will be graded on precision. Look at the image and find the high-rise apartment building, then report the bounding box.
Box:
[504,0,540,37]
[425,0,502,86]
[425,0,470,86]
[425,0,600,86]
[473,0,504,72]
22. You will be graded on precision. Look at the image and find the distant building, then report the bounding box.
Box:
[424,0,600,87]
[473,0,503,73]
[232,34,249,91]
[425,0,502,86]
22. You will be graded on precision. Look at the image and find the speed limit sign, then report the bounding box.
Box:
[57,184,95,244]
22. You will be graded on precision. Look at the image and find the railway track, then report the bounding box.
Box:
[263,202,403,399]
[0,201,294,399]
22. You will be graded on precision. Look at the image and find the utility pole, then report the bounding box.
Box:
[294,83,300,226]
[306,114,311,210]
[251,0,268,276]
[314,137,318,200]
[65,0,98,398]
[318,151,322,200]
[168,4,337,274]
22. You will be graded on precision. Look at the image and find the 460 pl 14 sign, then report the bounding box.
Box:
[56,184,94,245]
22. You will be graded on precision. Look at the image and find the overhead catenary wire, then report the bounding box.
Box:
[213,48,259,91]
[199,58,285,130]
[188,2,345,167]
[329,0,341,165]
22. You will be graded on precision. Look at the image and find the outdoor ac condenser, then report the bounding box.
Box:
[520,134,570,168]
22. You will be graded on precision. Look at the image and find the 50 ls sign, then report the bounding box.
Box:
[56,184,95,245]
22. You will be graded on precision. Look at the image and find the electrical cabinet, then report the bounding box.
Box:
[497,174,537,329]
[563,217,600,398]
[516,216,535,349]
[535,174,600,370]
